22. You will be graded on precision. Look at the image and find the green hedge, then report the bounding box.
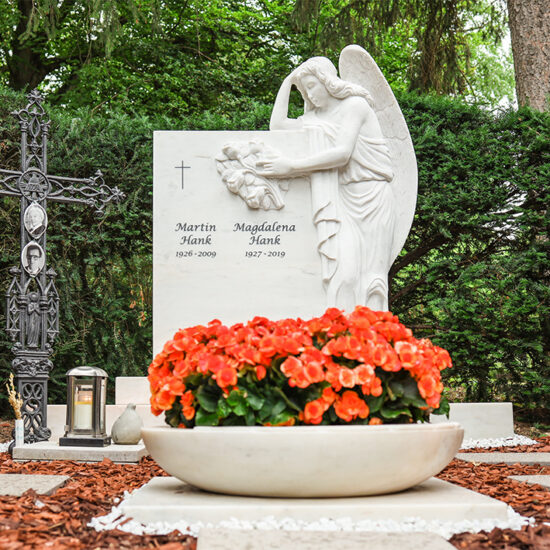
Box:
[0,86,548,415]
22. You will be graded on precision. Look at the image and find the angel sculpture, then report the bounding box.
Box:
[219,45,417,311]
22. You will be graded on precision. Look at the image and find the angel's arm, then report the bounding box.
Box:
[259,97,368,177]
[270,75,303,131]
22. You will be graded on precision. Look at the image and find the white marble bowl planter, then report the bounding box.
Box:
[142,422,463,497]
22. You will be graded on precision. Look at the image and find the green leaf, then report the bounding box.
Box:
[245,408,256,425]
[196,385,219,413]
[246,391,265,411]
[389,380,404,397]
[365,394,384,413]
[216,397,232,418]
[380,405,412,420]
[227,390,248,416]
[268,411,295,426]
[195,408,219,426]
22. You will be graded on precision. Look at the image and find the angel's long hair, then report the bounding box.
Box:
[292,56,374,111]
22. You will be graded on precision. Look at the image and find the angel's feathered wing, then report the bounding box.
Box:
[339,45,417,265]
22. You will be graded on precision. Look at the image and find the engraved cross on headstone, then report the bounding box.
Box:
[0,90,125,443]
[175,160,191,190]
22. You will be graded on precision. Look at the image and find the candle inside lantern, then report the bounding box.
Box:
[73,387,93,430]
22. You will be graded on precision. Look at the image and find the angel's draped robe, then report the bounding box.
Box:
[305,120,395,311]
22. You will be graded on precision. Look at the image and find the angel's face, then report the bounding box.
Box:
[300,75,330,108]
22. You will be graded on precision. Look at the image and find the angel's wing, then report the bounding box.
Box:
[339,45,417,265]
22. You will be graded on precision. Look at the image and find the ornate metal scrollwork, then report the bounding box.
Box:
[1,90,126,444]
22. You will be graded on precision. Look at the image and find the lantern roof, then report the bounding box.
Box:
[65,365,108,377]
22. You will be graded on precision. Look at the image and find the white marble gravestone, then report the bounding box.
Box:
[153,45,417,354]
[154,130,322,352]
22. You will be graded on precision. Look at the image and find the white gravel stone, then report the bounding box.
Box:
[461,434,538,450]
[88,501,532,540]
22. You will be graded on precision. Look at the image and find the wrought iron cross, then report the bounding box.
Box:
[1,90,125,443]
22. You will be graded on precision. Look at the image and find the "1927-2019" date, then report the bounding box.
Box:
[245,251,286,258]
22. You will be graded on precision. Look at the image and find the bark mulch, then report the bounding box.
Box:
[438,455,550,548]
[0,437,548,549]
[0,454,196,549]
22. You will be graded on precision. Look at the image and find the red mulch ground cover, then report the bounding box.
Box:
[0,454,196,549]
[0,438,548,549]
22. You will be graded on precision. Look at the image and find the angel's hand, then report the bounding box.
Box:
[256,156,295,178]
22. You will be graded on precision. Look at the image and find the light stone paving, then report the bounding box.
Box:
[119,476,508,525]
[508,475,550,489]
[456,453,550,466]
[13,441,148,463]
[196,528,455,550]
[0,474,69,496]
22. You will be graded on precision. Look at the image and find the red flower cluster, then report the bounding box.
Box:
[148,306,452,426]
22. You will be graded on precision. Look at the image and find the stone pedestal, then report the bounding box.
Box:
[120,476,509,524]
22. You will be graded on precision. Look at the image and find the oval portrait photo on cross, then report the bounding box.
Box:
[21,242,45,277]
[24,203,48,238]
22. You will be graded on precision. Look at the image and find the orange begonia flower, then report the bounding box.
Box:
[216,367,238,388]
[303,399,327,424]
[338,368,356,388]
[354,364,374,385]
[334,391,369,422]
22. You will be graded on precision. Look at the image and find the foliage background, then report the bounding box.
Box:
[0,84,548,417]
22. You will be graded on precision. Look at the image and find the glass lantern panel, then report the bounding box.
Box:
[99,379,106,432]
[73,382,93,431]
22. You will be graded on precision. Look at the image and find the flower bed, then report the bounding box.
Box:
[148,307,452,428]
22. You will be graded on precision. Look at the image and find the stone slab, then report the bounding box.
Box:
[0,474,69,496]
[508,475,550,489]
[197,528,455,550]
[46,404,163,440]
[430,402,514,440]
[456,453,550,466]
[13,441,148,463]
[115,376,150,405]
[120,477,508,525]
[153,130,323,354]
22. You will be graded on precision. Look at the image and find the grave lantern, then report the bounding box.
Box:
[59,366,111,447]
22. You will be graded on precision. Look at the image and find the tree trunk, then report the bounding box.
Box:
[507,0,550,112]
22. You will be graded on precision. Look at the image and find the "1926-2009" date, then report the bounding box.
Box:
[176,250,216,258]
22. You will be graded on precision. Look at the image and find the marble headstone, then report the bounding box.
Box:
[154,130,322,352]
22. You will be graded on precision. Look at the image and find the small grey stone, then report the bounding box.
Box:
[111,403,143,445]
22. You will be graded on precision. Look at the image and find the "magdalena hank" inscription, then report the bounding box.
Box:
[233,221,296,245]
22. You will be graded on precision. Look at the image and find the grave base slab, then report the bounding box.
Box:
[509,475,550,488]
[197,528,455,550]
[0,474,69,496]
[120,477,508,525]
[13,441,147,463]
[456,452,550,466]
